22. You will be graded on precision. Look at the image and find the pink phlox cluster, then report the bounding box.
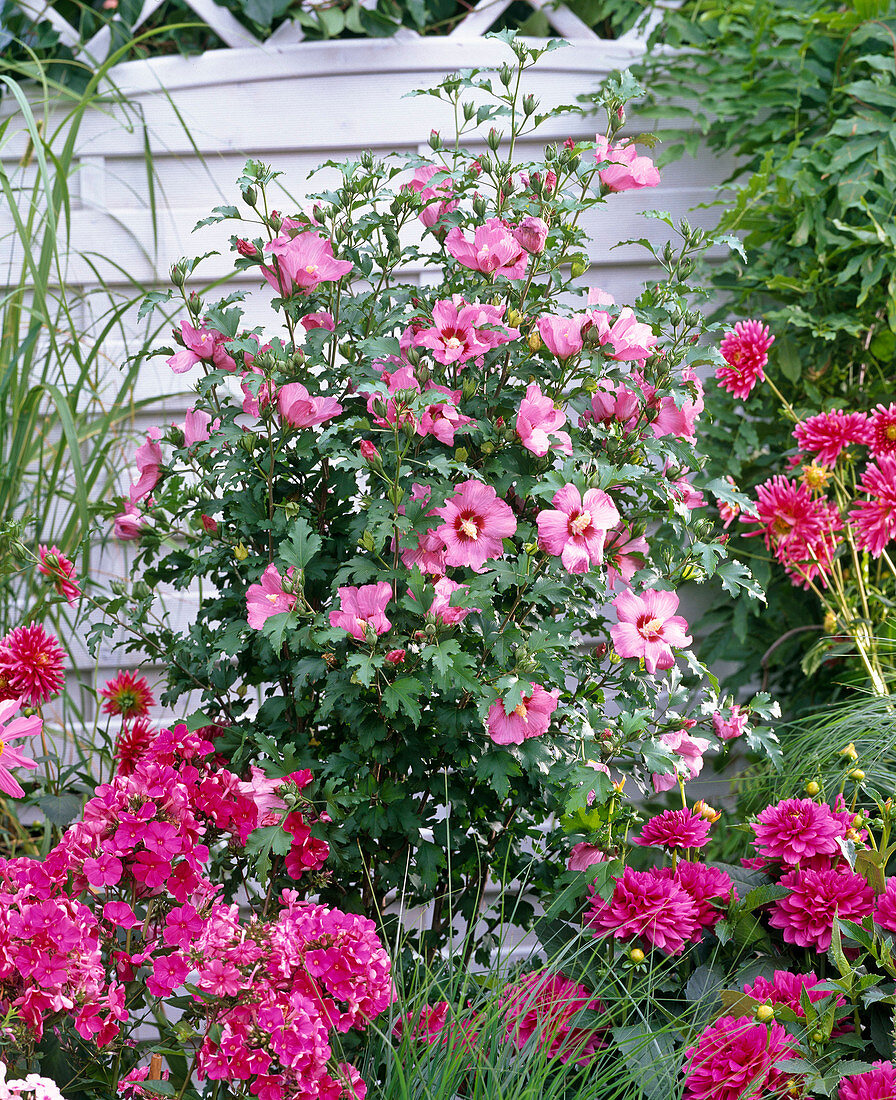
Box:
[498,970,605,1065]
[515,383,572,457]
[0,1063,70,1099]
[444,219,528,279]
[167,320,237,374]
[118,1065,170,1099]
[741,475,842,588]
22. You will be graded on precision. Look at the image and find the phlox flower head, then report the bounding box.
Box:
[0,697,40,798]
[869,403,896,458]
[610,588,692,674]
[0,1063,70,1100]
[166,320,236,374]
[499,971,604,1065]
[329,582,392,641]
[850,456,896,557]
[593,135,660,191]
[403,164,457,229]
[769,865,875,951]
[435,480,517,572]
[536,484,620,574]
[633,808,711,852]
[37,545,80,605]
[683,1015,798,1100]
[277,382,342,429]
[711,704,749,741]
[839,1061,896,1100]
[261,226,353,296]
[0,623,65,707]
[487,684,558,745]
[445,218,527,279]
[793,410,871,466]
[515,383,571,457]
[714,320,774,400]
[586,865,698,955]
[118,1064,170,1099]
[752,797,846,865]
[536,313,587,359]
[246,564,298,630]
[100,670,155,720]
[129,428,162,504]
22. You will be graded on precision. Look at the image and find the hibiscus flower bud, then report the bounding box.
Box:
[359,440,381,464]
[428,129,442,151]
[513,216,548,255]
[169,261,187,288]
[242,185,257,207]
[523,94,538,116]
[486,127,502,152]
[385,649,406,665]
[527,331,543,352]
[236,238,259,258]
[200,514,218,534]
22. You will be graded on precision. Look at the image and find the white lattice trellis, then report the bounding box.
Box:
[13,0,677,62]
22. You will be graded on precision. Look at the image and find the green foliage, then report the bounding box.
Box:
[91,39,775,960]
[615,0,896,713]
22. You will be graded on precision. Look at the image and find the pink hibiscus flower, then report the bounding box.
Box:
[445,218,527,279]
[411,299,515,366]
[515,383,572,457]
[429,577,479,625]
[610,589,692,674]
[261,226,353,296]
[403,164,458,229]
[129,428,162,504]
[536,314,588,359]
[278,383,343,429]
[113,502,147,541]
[594,135,660,191]
[0,697,40,798]
[587,305,658,362]
[329,582,392,641]
[712,704,750,741]
[487,684,559,745]
[246,564,297,629]
[417,385,472,446]
[536,485,620,574]
[512,215,549,254]
[435,480,517,572]
[38,544,80,605]
[166,320,237,374]
[604,524,649,589]
[651,728,710,793]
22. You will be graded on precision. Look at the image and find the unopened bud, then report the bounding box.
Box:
[236,238,259,259]
[849,769,865,782]
[487,128,502,152]
[527,331,542,352]
[169,262,186,288]
[755,1005,775,1024]
[840,742,859,762]
[385,649,406,665]
[242,185,257,207]
[629,948,645,964]
[805,780,820,796]
[428,129,442,151]
[240,432,258,454]
[454,447,469,464]
[523,94,537,116]
[233,543,249,562]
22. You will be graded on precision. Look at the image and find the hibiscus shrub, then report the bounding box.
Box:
[92,36,775,954]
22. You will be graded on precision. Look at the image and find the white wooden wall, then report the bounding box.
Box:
[0,35,733,727]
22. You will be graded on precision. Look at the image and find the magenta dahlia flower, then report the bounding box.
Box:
[744,970,837,1019]
[869,403,896,458]
[793,410,871,466]
[839,1061,896,1100]
[329,583,392,641]
[873,878,896,933]
[100,670,155,720]
[752,797,845,865]
[610,588,692,674]
[633,808,711,852]
[714,320,774,400]
[849,456,896,557]
[683,1015,798,1100]
[769,865,875,951]
[435,480,517,572]
[499,970,604,1065]
[586,866,699,955]
[741,475,842,587]
[487,684,558,745]
[672,861,733,933]
[536,484,620,574]
[0,623,65,707]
